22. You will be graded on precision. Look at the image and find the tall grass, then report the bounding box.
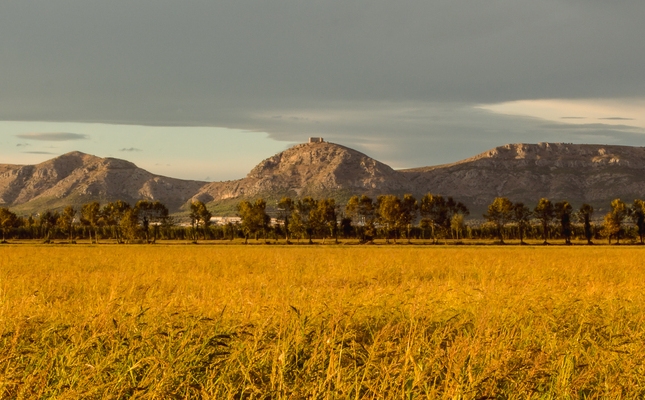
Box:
[1,246,645,398]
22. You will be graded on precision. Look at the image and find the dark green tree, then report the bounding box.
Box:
[484,197,514,243]
[81,201,102,244]
[576,204,594,245]
[277,197,295,243]
[0,207,19,243]
[312,198,337,244]
[399,194,418,243]
[345,195,376,242]
[102,201,131,243]
[419,193,469,243]
[603,199,628,244]
[57,206,77,243]
[630,199,645,244]
[295,197,317,244]
[39,210,59,243]
[189,200,212,241]
[376,194,401,244]
[512,202,532,245]
[237,199,270,244]
[534,198,555,244]
[136,200,170,243]
[554,201,573,245]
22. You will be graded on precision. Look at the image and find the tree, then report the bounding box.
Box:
[237,199,270,244]
[346,195,376,243]
[189,201,212,241]
[630,199,645,244]
[119,208,141,243]
[450,213,464,240]
[101,201,131,243]
[484,197,514,243]
[399,194,418,243]
[81,202,102,244]
[512,202,532,245]
[0,207,19,243]
[376,195,401,244]
[339,217,353,239]
[419,193,469,243]
[576,204,594,245]
[554,201,573,245]
[534,198,555,244]
[57,206,77,243]
[135,200,170,243]
[277,197,295,242]
[312,198,337,244]
[295,197,317,244]
[39,210,59,243]
[603,199,628,244]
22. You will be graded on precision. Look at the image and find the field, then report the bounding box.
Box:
[1,246,645,398]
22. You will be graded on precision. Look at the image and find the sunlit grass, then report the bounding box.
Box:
[1,246,645,398]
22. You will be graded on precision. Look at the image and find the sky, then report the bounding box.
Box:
[2,1,645,180]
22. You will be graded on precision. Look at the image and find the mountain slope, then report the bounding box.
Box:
[191,142,413,204]
[401,142,645,209]
[0,151,206,213]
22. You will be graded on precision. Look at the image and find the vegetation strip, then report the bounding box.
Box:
[1,195,644,244]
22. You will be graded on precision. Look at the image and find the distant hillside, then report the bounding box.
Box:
[3,142,645,216]
[191,142,412,207]
[401,143,645,212]
[0,151,206,213]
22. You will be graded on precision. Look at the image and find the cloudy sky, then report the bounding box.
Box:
[2,1,644,180]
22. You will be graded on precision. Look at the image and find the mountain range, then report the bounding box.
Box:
[2,141,645,215]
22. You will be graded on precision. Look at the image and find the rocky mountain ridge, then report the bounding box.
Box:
[0,151,206,213]
[2,142,645,215]
[191,142,411,204]
[400,142,645,210]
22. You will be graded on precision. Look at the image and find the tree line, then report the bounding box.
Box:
[237,195,645,245]
[1,194,644,244]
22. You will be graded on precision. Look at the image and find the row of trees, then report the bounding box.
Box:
[1,200,170,244]
[484,197,645,245]
[236,194,468,244]
[1,194,645,244]
[235,194,645,245]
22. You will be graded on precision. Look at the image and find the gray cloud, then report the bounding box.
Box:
[540,123,643,131]
[23,151,56,155]
[15,133,89,141]
[16,143,30,147]
[202,102,645,168]
[2,1,644,122]
[599,117,634,121]
[119,147,142,152]
[1,1,645,165]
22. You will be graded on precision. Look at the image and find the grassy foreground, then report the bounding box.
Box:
[1,246,645,398]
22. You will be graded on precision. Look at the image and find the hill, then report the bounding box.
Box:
[0,151,206,213]
[191,142,412,209]
[401,142,645,212]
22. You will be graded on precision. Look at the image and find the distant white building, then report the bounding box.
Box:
[210,216,242,225]
[309,137,324,143]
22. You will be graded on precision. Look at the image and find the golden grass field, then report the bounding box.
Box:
[2,245,645,398]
